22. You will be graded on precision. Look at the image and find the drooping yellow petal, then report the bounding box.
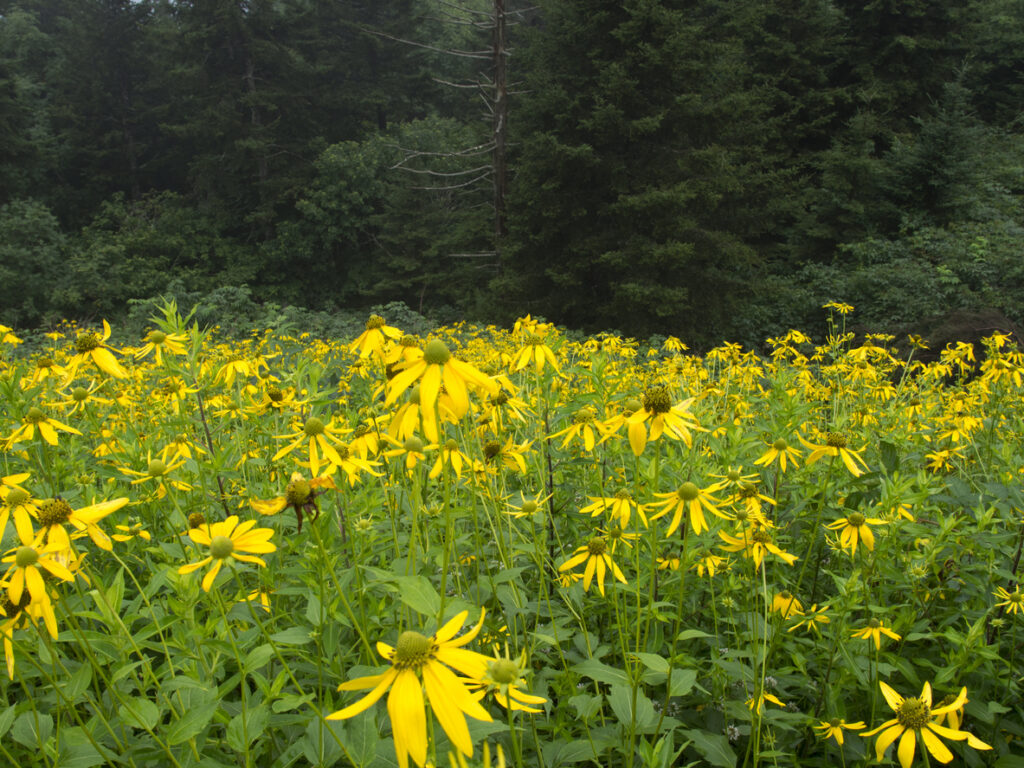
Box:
[920,727,954,764]
[329,668,398,719]
[388,669,427,768]
[896,728,917,768]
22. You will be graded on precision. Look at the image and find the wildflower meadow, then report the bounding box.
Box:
[0,301,1021,768]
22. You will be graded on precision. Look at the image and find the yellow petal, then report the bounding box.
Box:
[388,669,427,768]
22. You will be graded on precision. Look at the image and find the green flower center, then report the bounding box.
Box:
[286,480,311,506]
[444,439,459,452]
[751,528,771,544]
[573,409,594,424]
[36,356,54,369]
[896,697,931,730]
[484,441,501,459]
[404,436,424,454]
[738,484,758,499]
[423,339,452,365]
[394,631,433,669]
[38,498,73,526]
[15,546,38,568]
[400,334,418,347]
[1010,592,1024,606]
[826,432,847,448]
[304,418,325,436]
[146,330,167,344]
[209,535,234,559]
[76,332,101,353]
[642,386,672,414]
[779,591,793,601]
[148,459,168,477]
[614,489,631,501]
[772,438,788,450]
[587,537,607,556]
[5,487,29,506]
[337,444,350,460]
[829,718,842,728]
[353,424,370,438]
[267,386,283,402]
[868,618,881,629]
[366,315,386,330]
[25,407,45,424]
[489,658,520,684]
[491,392,509,406]
[677,482,699,501]
[727,469,742,482]
[521,501,538,515]
[72,386,89,402]
[624,398,643,414]
[188,512,207,529]
[847,512,866,527]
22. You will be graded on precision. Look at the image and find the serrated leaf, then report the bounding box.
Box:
[11,711,53,748]
[54,727,105,768]
[607,685,657,730]
[119,698,160,731]
[572,658,629,687]
[683,729,736,768]
[668,668,697,697]
[244,644,275,672]
[166,699,218,745]
[226,704,269,752]
[0,705,15,738]
[393,575,441,617]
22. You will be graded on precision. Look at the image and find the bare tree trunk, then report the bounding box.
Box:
[492,0,508,245]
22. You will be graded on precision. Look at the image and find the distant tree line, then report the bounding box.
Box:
[0,0,1022,347]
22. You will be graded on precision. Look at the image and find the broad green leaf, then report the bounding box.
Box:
[166,700,219,745]
[572,658,629,687]
[227,704,269,752]
[244,644,275,672]
[683,729,736,768]
[393,575,441,617]
[0,705,15,738]
[62,663,93,703]
[271,627,313,645]
[119,697,160,731]
[11,711,53,748]
[607,685,657,730]
[54,726,105,768]
[631,653,669,674]
[668,668,697,697]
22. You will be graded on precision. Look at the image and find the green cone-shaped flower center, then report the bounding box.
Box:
[25,407,45,424]
[751,528,771,544]
[483,441,501,459]
[148,459,168,477]
[304,418,325,436]
[337,444,350,460]
[896,697,931,730]
[847,512,866,527]
[36,356,54,369]
[267,386,283,402]
[677,482,699,501]
[738,484,759,499]
[624,398,643,414]
[727,469,742,482]
[573,409,594,424]
[642,386,672,414]
[5,487,29,506]
[587,537,607,556]
[779,591,793,601]
[38,499,73,526]
[521,501,538,515]
[366,315,386,330]
[15,546,38,568]
[286,480,311,506]
[491,391,509,406]
[868,618,881,629]
[76,332,101,353]
[72,387,89,402]
[394,630,433,669]
[400,334,418,348]
[404,436,424,454]
[772,438,789,450]
[210,535,234,559]
[423,339,452,365]
[614,489,632,501]
[444,439,459,452]
[147,330,167,344]
[826,432,847,448]
[489,658,520,684]
[353,424,370,438]
[188,512,207,529]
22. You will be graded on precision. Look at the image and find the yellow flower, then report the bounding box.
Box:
[511,332,560,374]
[1,526,75,636]
[350,314,402,359]
[753,437,802,472]
[770,591,804,619]
[558,536,628,596]
[625,386,702,456]
[788,604,831,635]
[5,406,82,448]
[429,439,471,480]
[718,521,797,571]
[111,522,151,543]
[549,407,600,451]
[693,552,728,578]
[0,475,38,541]
[385,339,498,443]
[994,585,1024,615]
[326,609,494,768]
[799,432,869,477]
[119,447,192,499]
[579,490,648,528]
[481,436,531,474]
[67,320,128,378]
[273,415,351,476]
[861,682,991,768]
[651,481,726,536]
[178,515,276,592]
[747,688,785,715]
[250,472,336,532]
[135,328,188,364]
[384,435,434,473]
[34,496,129,551]
[824,512,887,556]
[850,617,901,649]
[472,648,548,713]
[815,718,865,745]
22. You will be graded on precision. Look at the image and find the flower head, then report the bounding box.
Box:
[558,536,628,595]
[178,516,276,591]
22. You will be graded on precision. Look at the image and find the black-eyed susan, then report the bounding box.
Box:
[850,617,901,649]
[825,511,887,556]
[815,718,865,745]
[5,406,82,448]
[178,515,276,592]
[799,432,869,477]
[326,609,494,768]
[67,320,128,378]
[558,536,628,596]
[651,481,726,536]
[861,682,991,768]
[625,386,702,456]
[349,314,402,359]
[385,338,498,443]
[251,471,336,532]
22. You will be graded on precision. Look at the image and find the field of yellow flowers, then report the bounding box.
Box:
[0,301,1021,768]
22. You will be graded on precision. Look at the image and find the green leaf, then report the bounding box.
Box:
[607,685,657,730]
[668,668,697,697]
[227,704,269,752]
[62,663,93,703]
[301,716,346,767]
[631,653,670,675]
[306,594,324,627]
[879,440,900,474]
[119,697,160,731]
[166,699,219,745]
[272,693,315,713]
[54,727,105,768]
[676,629,712,642]
[0,705,16,738]
[683,729,736,768]
[11,711,53,748]
[345,710,378,767]
[393,575,441,617]
[244,644,275,672]
[271,627,313,645]
[572,658,629,687]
